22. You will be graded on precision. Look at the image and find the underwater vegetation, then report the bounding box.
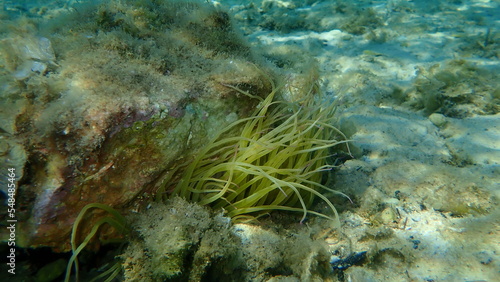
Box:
[1,0,350,280]
[120,197,337,281]
[66,72,350,281]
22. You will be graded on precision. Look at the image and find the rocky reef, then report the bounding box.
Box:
[122,197,334,281]
[0,0,277,251]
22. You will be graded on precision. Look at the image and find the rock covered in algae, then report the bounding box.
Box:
[122,197,333,281]
[0,0,277,251]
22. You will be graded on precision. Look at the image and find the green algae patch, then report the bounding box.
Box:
[122,197,334,281]
[403,60,500,117]
[122,198,237,281]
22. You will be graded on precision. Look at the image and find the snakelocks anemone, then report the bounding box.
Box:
[156,76,350,225]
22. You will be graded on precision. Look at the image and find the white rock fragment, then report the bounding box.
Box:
[4,35,56,80]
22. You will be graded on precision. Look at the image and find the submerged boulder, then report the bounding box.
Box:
[0,0,276,251]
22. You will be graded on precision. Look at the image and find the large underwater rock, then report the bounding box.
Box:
[0,0,276,251]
